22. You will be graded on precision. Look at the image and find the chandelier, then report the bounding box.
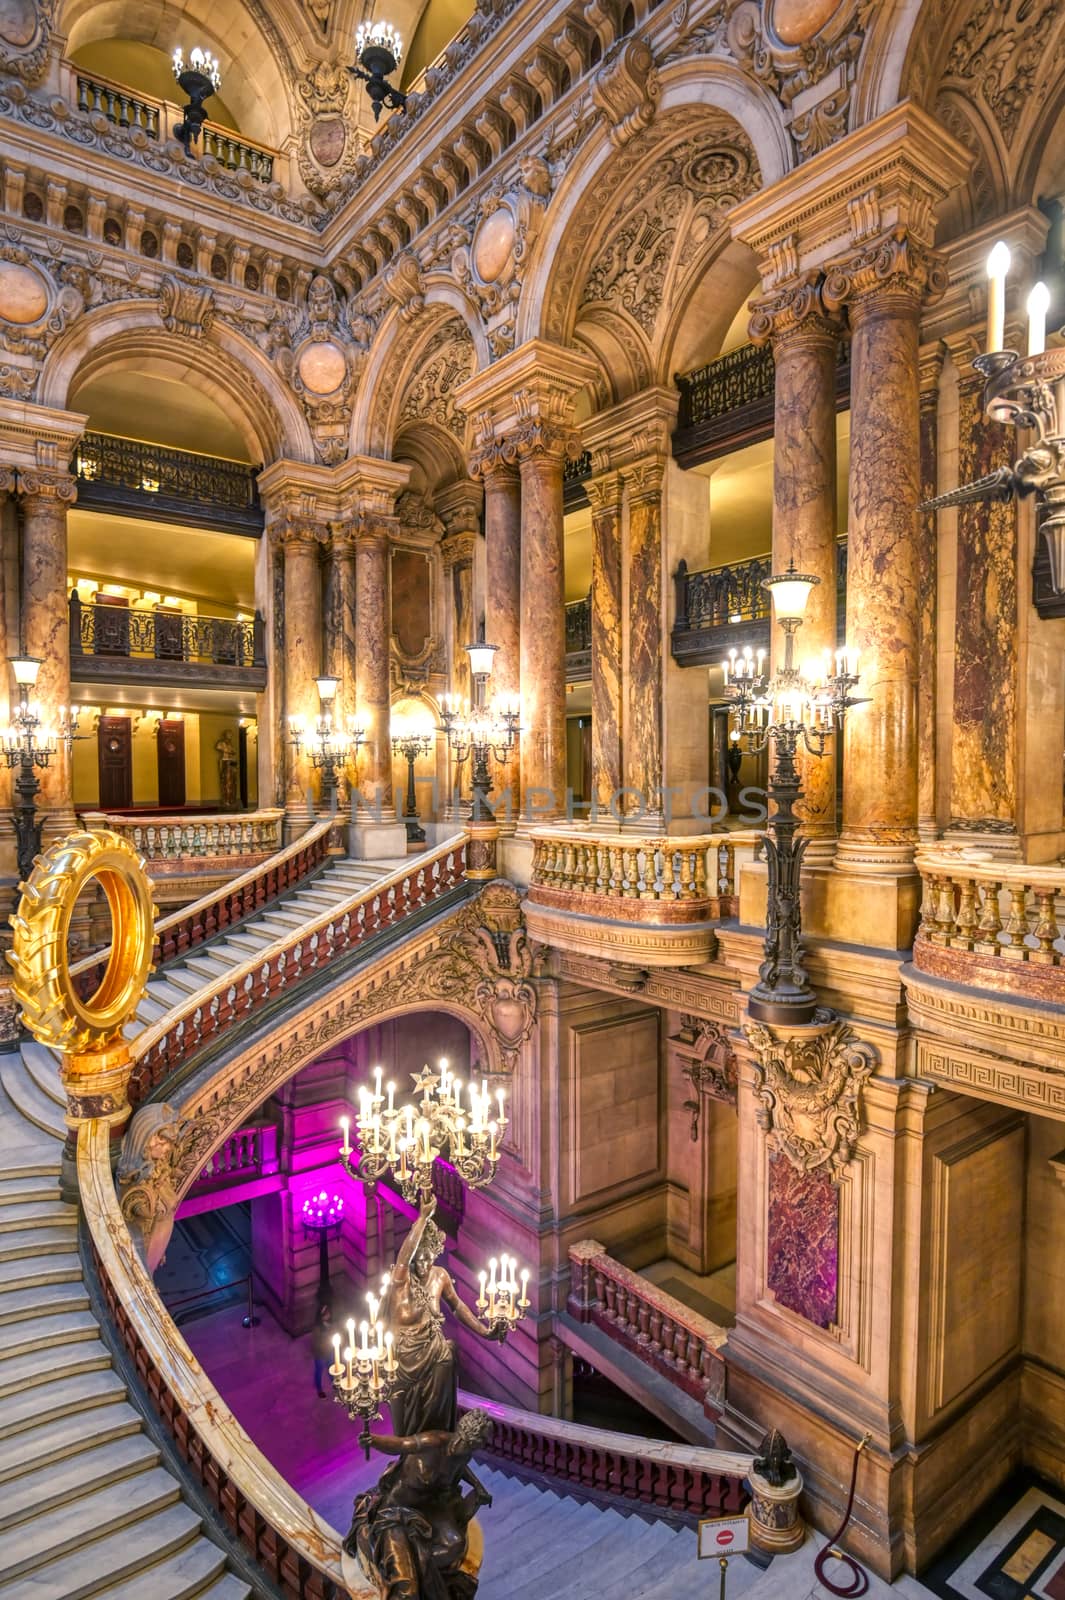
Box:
[288,676,366,804]
[722,567,864,1024]
[440,641,520,822]
[329,1276,399,1457]
[340,1059,507,1201]
[171,46,221,156]
[350,21,406,120]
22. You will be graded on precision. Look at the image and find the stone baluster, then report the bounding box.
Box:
[15,467,79,841]
[748,277,842,862]
[1031,890,1059,965]
[974,881,1003,953]
[1001,887,1031,959]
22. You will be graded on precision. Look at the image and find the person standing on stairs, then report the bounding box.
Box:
[312,1302,333,1397]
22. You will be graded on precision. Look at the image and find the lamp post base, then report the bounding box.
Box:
[747,985,819,1026]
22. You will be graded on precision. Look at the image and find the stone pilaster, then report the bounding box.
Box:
[917,344,945,845]
[325,524,358,742]
[749,276,842,862]
[17,466,78,839]
[622,459,665,827]
[436,480,483,710]
[468,452,522,827]
[586,473,623,812]
[271,519,324,837]
[354,514,395,816]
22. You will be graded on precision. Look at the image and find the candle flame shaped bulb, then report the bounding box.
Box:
[386,1081,395,1114]
[520,1269,530,1308]
[384,1331,396,1372]
[478,1270,487,1310]
[340,1115,351,1155]
[331,1332,342,1372]
[496,1087,506,1125]
[986,240,1011,354]
[1028,280,1051,357]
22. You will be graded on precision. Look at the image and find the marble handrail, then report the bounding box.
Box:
[529,828,760,919]
[127,835,469,1105]
[566,1240,728,1416]
[78,1119,368,1600]
[81,809,284,864]
[70,814,338,985]
[914,847,1065,997]
[457,1385,749,1517]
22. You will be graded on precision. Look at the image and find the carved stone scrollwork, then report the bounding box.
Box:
[671,1016,738,1138]
[591,37,660,147]
[259,273,369,464]
[747,269,841,348]
[821,230,949,315]
[451,158,551,357]
[0,246,88,399]
[158,274,215,338]
[383,252,426,323]
[117,1102,190,1273]
[745,1011,877,1177]
[297,62,362,200]
[0,0,56,84]
[16,466,77,503]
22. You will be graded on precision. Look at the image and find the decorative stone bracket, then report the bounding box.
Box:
[670,1015,738,1139]
[745,1010,877,1178]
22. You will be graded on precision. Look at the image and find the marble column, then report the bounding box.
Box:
[469,455,521,824]
[587,473,623,815]
[517,427,575,823]
[355,516,397,818]
[276,523,323,836]
[623,461,665,827]
[917,345,944,844]
[18,467,77,838]
[750,279,840,861]
[947,340,1019,848]
[440,527,477,819]
[824,235,947,874]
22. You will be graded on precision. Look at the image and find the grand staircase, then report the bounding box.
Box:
[0,852,398,1140]
[0,1077,251,1598]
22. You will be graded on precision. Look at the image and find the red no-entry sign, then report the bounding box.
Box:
[698,1514,751,1559]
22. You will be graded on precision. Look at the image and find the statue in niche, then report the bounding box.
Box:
[117,1102,188,1272]
[215,729,239,811]
[383,1195,506,1438]
[344,1408,493,1600]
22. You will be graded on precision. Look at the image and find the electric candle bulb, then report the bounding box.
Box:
[986,240,1011,354]
[340,1116,351,1155]
[386,1081,395,1114]
[1027,281,1051,357]
[374,1065,383,1101]
[478,1270,487,1309]
[496,1088,506,1124]
[331,1332,341,1371]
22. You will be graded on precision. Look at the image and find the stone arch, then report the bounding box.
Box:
[59,0,300,149]
[1011,57,1065,209]
[656,234,761,387]
[351,290,487,459]
[853,0,933,128]
[516,64,786,356]
[39,302,316,464]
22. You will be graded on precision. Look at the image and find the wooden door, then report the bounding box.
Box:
[156,720,186,809]
[97,716,132,810]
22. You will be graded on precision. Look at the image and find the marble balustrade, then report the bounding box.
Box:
[81,808,285,868]
[529,828,760,921]
[913,847,1065,1000]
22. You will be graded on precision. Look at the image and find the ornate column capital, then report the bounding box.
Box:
[434,479,483,538]
[468,439,521,483]
[581,386,677,474]
[456,338,597,473]
[440,530,478,572]
[269,517,326,553]
[16,466,77,504]
[512,416,583,466]
[327,519,358,556]
[354,512,394,549]
[748,272,842,349]
[622,458,666,505]
[822,229,949,319]
[585,471,623,515]
[0,465,16,495]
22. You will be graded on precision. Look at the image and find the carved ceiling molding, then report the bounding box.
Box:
[939,0,1065,151]
[0,0,55,84]
[297,61,365,201]
[399,318,478,440]
[745,1010,877,1178]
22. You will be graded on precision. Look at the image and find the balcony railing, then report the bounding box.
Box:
[530,828,756,917]
[913,848,1065,1002]
[74,70,275,182]
[565,592,591,682]
[190,1121,281,1197]
[80,809,284,875]
[672,542,848,666]
[566,1242,728,1420]
[74,431,263,535]
[674,341,850,466]
[71,595,266,689]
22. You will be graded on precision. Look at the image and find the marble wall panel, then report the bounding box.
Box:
[766,1154,839,1329]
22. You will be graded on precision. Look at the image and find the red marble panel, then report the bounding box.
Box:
[766,1153,839,1329]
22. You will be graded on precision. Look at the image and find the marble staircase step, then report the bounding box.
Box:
[0,1397,143,1483]
[0,1335,112,1399]
[0,1173,60,1204]
[160,969,213,997]
[0,1500,203,1599]
[21,1042,65,1108]
[182,955,243,980]
[0,1222,79,1263]
[0,1155,61,1181]
[0,1057,65,1140]
[501,1507,679,1600]
[135,993,171,1022]
[99,1540,246,1600]
[0,1462,183,1582]
[0,1279,89,1326]
[0,1431,162,1532]
[0,1196,74,1231]
[0,1366,126,1439]
[0,1305,99,1359]
[0,1250,83,1292]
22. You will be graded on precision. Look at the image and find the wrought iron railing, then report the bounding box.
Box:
[676,343,776,429]
[565,593,592,654]
[74,431,262,534]
[676,554,772,630]
[71,596,264,669]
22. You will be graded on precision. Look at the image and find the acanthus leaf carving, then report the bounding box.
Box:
[745,1012,877,1178]
[257,273,370,464]
[158,273,215,338]
[591,36,660,147]
[117,1102,190,1274]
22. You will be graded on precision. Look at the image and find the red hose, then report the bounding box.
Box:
[813,1433,871,1596]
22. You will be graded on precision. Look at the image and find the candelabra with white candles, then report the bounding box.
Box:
[339,1058,507,1202]
[923,242,1065,598]
[328,1276,399,1457]
[476,1254,531,1338]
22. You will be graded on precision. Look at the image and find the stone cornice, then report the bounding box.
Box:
[580,386,678,473]
[258,454,412,523]
[0,397,87,471]
[455,339,598,449]
[728,101,972,283]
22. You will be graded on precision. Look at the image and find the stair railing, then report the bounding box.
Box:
[127,834,469,1105]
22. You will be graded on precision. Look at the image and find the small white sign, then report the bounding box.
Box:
[698,1514,751,1559]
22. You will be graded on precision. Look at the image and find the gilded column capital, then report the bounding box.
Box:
[16,466,77,504]
[622,458,666,505]
[748,272,842,350]
[585,472,623,515]
[440,529,478,572]
[822,229,948,319]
